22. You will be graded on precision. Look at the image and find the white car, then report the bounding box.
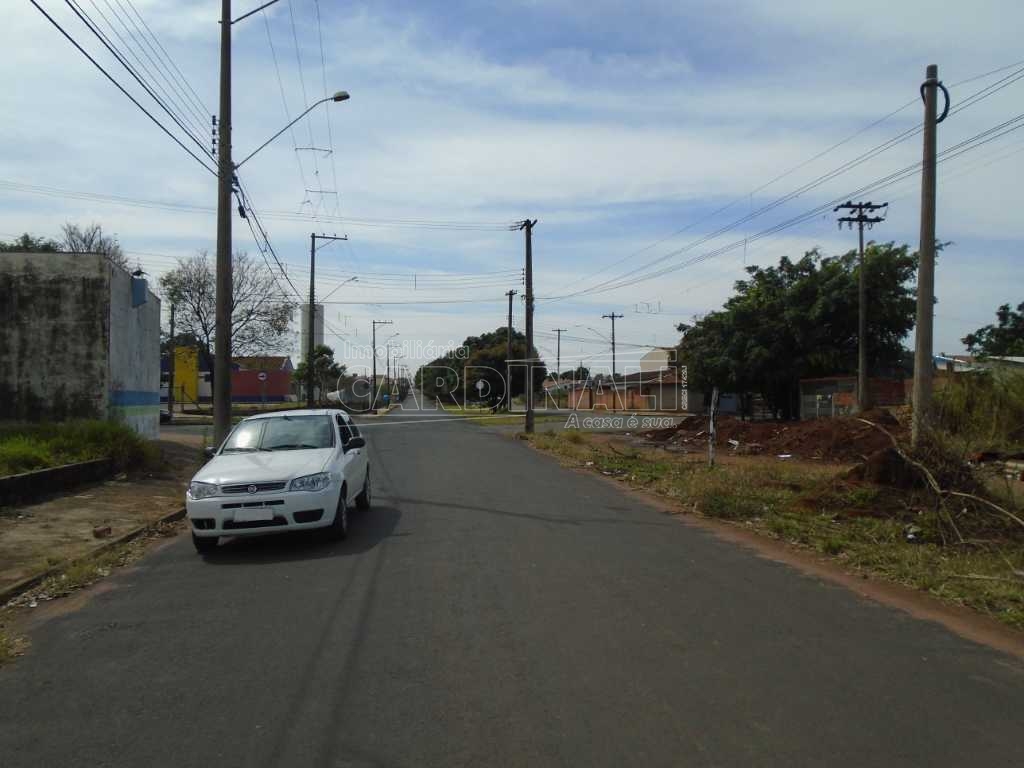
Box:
[186,409,370,553]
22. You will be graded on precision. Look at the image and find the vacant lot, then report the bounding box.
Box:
[527,428,1024,630]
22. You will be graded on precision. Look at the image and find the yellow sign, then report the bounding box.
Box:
[174,347,199,404]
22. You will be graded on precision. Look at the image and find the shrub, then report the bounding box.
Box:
[0,420,153,476]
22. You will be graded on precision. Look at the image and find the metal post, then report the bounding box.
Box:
[213,0,233,445]
[913,64,939,447]
[522,220,537,433]
[306,232,316,407]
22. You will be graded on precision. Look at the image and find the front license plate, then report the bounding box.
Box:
[234,508,275,523]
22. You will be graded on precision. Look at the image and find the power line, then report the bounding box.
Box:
[547,62,1024,302]
[103,0,209,133]
[287,0,323,216]
[65,0,212,159]
[313,0,343,222]
[118,0,211,119]
[29,0,217,176]
[262,5,311,209]
[550,111,1024,300]
[0,177,519,229]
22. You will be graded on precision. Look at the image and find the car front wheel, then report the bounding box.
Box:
[355,470,371,510]
[329,490,349,540]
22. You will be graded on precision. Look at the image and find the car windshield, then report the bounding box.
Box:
[220,415,335,453]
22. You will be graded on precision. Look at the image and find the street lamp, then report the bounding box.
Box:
[236,91,350,169]
[213,85,350,444]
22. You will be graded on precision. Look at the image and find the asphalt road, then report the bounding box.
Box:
[1,404,1023,767]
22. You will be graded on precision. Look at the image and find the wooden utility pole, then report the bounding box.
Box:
[168,303,176,420]
[307,233,347,407]
[835,200,887,412]
[505,289,517,411]
[913,64,944,446]
[520,220,537,433]
[602,313,624,409]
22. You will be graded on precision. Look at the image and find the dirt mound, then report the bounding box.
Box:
[641,411,906,462]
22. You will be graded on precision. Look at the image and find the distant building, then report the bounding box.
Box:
[638,347,675,373]
[161,353,295,404]
[0,252,161,437]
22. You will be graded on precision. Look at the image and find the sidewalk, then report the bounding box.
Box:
[0,440,198,597]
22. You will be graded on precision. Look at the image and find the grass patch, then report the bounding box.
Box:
[525,431,1024,630]
[0,624,25,666]
[0,420,157,476]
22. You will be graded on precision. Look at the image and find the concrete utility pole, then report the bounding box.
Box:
[602,313,623,410]
[834,200,887,413]
[552,328,566,382]
[307,233,347,407]
[520,220,537,433]
[371,319,393,410]
[213,0,233,445]
[505,289,517,410]
[913,64,946,447]
[167,303,176,420]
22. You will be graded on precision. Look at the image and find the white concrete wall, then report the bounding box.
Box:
[107,266,161,438]
[0,252,110,420]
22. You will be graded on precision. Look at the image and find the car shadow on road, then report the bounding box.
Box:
[198,504,403,565]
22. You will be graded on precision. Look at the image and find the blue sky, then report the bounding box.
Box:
[2,1,1022,373]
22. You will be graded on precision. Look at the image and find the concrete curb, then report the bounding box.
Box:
[0,506,186,606]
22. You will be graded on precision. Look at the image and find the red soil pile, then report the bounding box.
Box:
[641,408,904,462]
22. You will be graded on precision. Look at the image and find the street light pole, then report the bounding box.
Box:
[307,233,347,407]
[211,0,347,443]
[213,0,233,446]
[371,320,393,410]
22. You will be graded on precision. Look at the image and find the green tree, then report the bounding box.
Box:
[560,366,590,382]
[294,345,346,403]
[159,250,295,377]
[676,244,919,418]
[0,233,61,252]
[962,302,1024,357]
[415,327,547,406]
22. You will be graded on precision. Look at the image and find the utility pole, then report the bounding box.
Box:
[307,233,347,407]
[505,289,517,411]
[835,200,887,413]
[167,303,176,421]
[602,313,624,410]
[913,64,945,447]
[213,0,233,445]
[520,220,537,433]
[552,328,566,381]
[552,327,566,408]
[371,319,393,410]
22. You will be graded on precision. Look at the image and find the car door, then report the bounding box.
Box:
[335,413,367,503]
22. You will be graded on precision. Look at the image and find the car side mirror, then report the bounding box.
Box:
[345,436,365,451]
[203,446,217,459]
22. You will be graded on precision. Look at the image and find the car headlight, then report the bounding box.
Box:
[289,472,332,492]
[188,481,219,500]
